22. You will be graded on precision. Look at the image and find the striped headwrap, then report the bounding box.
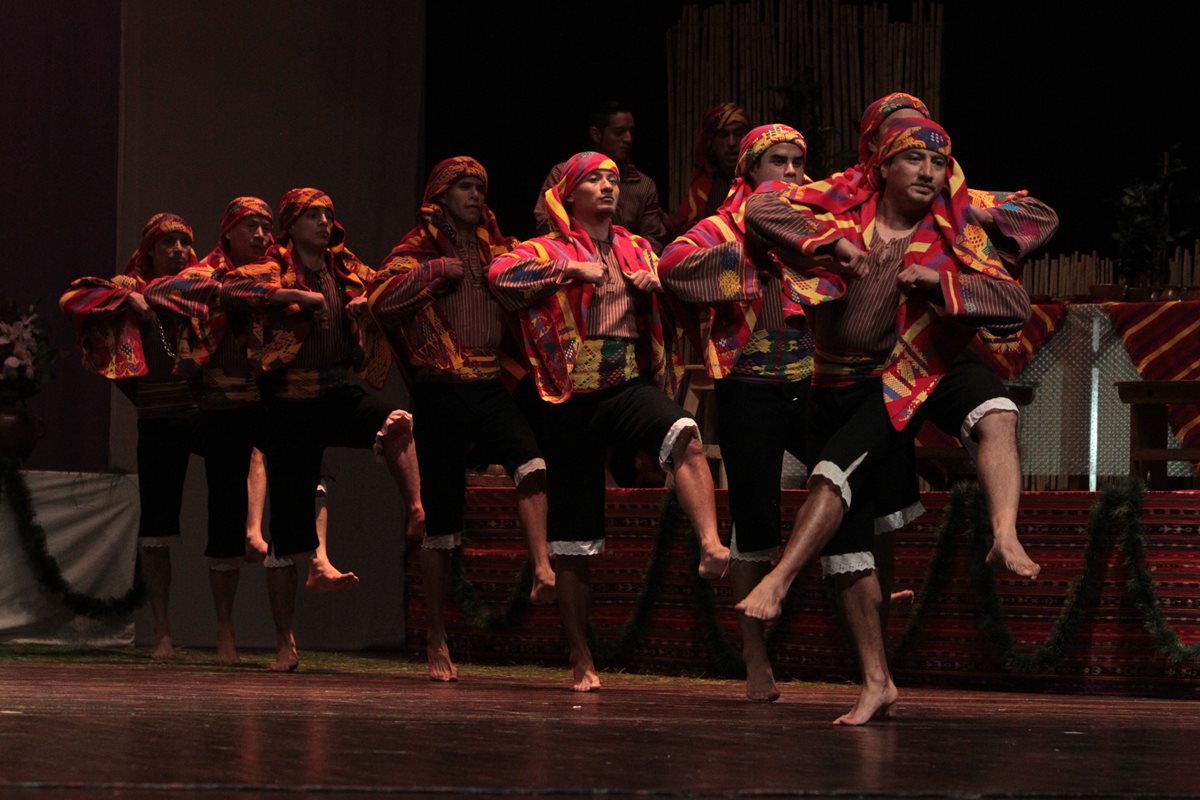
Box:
[218,196,273,249]
[412,157,507,259]
[544,151,620,239]
[873,118,1008,280]
[857,92,930,164]
[716,124,808,234]
[277,187,345,248]
[763,117,1015,428]
[671,103,752,231]
[698,103,751,166]
[422,156,489,203]
[369,156,517,378]
[123,213,196,278]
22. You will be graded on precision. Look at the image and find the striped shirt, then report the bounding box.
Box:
[588,240,641,339]
[439,235,504,352]
[290,265,354,371]
[133,318,197,418]
[199,324,260,410]
[746,194,1034,387]
[269,264,355,399]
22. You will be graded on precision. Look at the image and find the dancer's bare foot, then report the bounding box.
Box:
[244,531,269,563]
[150,633,175,661]
[987,537,1041,579]
[215,624,239,666]
[569,646,601,692]
[735,575,786,620]
[833,680,899,726]
[268,634,299,672]
[889,589,914,610]
[530,568,557,605]
[745,655,780,702]
[406,507,427,541]
[699,543,731,580]
[426,640,459,682]
[304,555,360,592]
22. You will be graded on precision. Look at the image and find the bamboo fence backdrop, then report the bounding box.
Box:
[1022,244,1200,299]
[666,0,943,207]
[665,0,1200,300]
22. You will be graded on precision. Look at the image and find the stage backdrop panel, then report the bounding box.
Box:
[110,0,424,651]
[113,0,425,470]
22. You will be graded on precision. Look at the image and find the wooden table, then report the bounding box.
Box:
[1115,380,1200,488]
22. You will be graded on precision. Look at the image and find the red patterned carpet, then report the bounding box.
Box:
[407,487,1200,697]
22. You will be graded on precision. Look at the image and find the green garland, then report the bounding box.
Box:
[682,531,745,678]
[444,478,1200,673]
[889,483,969,661]
[894,477,1200,671]
[1112,480,1200,662]
[0,456,145,618]
[968,480,1115,672]
[449,549,532,632]
[588,491,675,666]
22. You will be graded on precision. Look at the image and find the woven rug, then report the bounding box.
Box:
[406,488,1200,697]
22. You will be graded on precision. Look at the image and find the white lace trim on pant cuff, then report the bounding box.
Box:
[658,417,700,470]
[821,550,875,577]
[960,398,1018,441]
[730,525,777,563]
[422,532,462,550]
[207,557,241,572]
[549,539,605,557]
[874,500,926,535]
[138,538,173,550]
[373,408,413,456]
[513,458,547,488]
[263,553,295,568]
[809,450,867,509]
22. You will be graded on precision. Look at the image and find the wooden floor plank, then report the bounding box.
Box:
[1,659,1197,798]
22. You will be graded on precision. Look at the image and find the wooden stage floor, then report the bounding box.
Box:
[0,650,1197,799]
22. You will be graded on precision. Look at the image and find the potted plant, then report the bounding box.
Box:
[0,300,60,459]
[1112,146,1194,299]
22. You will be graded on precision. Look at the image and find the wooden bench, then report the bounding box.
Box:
[1115,380,1200,489]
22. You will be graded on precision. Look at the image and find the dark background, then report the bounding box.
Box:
[3,1,1191,472]
[425,2,1194,253]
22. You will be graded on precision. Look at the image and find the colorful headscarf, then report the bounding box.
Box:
[369,156,516,378]
[402,157,512,267]
[123,213,196,278]
[874,118,1009,280]
[422,156,489,204]
[218,196,273,249]
[543,151,621,239]
[697,103,751,167]
[716,124,808,234]
[857,92,930,164]
[277,187,345,248]
[761,117,1015,428]
[495,152,670,403]
[671,103,752,232]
